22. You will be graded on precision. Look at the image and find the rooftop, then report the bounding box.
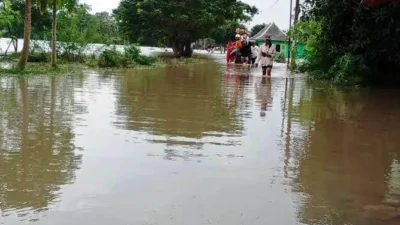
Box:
[250,22,286,41]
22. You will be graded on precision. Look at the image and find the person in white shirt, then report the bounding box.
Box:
[255,35,276,77]
[250,42,259,65]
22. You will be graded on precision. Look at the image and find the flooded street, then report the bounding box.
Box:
[1,57,400,225]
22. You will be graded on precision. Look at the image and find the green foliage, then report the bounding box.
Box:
[250,23,265,36]
[33,0,77,13]
[3,1,121,43]
[287,20,321,61]
[98,45,156,68]
[56,4,121,62]
[98,47,126,67]
[0,62,82,76]
[0,0,20,37]
[209,22,247,45]
[114,0,258,56]
[28,41,49,62]
[294,0,400,85]
[274,52,286,63]
[4,0,52,39]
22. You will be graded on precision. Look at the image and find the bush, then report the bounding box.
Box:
[28,41,49,63]
[290,2,400,86]
[98,47,126,68]
[135,55,157,66]
[274,52,286,63]
[124,45,141,60]
[58,42,88,63]
[124,45,157,65]
[28,52,49,63]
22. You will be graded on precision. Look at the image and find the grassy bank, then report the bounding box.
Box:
[0,53,212,76]
[0,63,84,76]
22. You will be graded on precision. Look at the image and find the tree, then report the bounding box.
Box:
[209,22,247,45]
[16,0,31,70]
[94,12,120,44]
[114,0,258,57]
[250,23,266,36]
[0,0,19,37]
[35,0,77,68]
[0,0,21,53]
[295,0,400,85]
[5,0,51,40]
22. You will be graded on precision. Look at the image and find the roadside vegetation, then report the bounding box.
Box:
[0,0,258,74]
[287,0,400,86]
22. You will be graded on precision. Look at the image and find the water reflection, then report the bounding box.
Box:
[113,62,246,160]
[255,77,273,117]
[0,76,82,222]
[0,59,399,225]
[282,82,400,225]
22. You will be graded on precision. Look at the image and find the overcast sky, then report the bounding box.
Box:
[81,0,293,30]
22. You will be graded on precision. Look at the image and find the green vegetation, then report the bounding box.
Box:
[0,62,82,76]
[98,45,157,68]
[250,23,265,36]
[288,1,400,86]
[114,0,258,57]
[274,52,286,63]
[209,22,248,46]
[1,0,258,73]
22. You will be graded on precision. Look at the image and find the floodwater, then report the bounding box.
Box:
[0,56,400,225]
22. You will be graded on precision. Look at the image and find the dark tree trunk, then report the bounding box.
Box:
[294,0,300,22]
[51,1,57,68]
[181,41,193,57]
[171,39,193,58]
[171,40,181,57]
[17,0,32,70]
[13,38,18,52]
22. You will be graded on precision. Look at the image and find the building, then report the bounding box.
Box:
[249,22,304,59]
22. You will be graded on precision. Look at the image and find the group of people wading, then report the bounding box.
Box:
[227,34,276,77]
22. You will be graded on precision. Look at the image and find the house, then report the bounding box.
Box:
[249,22,304,59]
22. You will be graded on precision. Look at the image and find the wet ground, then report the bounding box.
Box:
[1,56,400,225]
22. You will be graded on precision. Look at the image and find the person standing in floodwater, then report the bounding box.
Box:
[240,39,252,64]
[250,42,259,65]
[255,35,276,77]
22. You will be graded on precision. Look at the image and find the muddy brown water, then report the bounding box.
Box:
[1,57,400,225]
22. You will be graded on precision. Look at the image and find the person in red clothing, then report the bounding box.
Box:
[226,41,235,63]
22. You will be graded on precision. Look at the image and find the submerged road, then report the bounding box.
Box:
[0,55,399,225]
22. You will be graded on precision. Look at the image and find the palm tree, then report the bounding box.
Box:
[17,0,32,70]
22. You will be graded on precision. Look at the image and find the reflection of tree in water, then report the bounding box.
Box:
[283,85,400,225]
[223,64,253,119]
[0,76,82,221]
[114,62,244,158]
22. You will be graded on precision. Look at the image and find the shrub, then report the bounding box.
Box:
[58,42,88,63]
[28,52,49,63]
[125,45,156,65]
[98,47,126,68]
[28,41,49,63]
[124,45,141,60]
[98,45,156,68]
[135,55,157,66]
[274,52,286,63]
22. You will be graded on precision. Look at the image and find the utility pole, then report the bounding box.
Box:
[294,0,300,22]
[287,0,293,66]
